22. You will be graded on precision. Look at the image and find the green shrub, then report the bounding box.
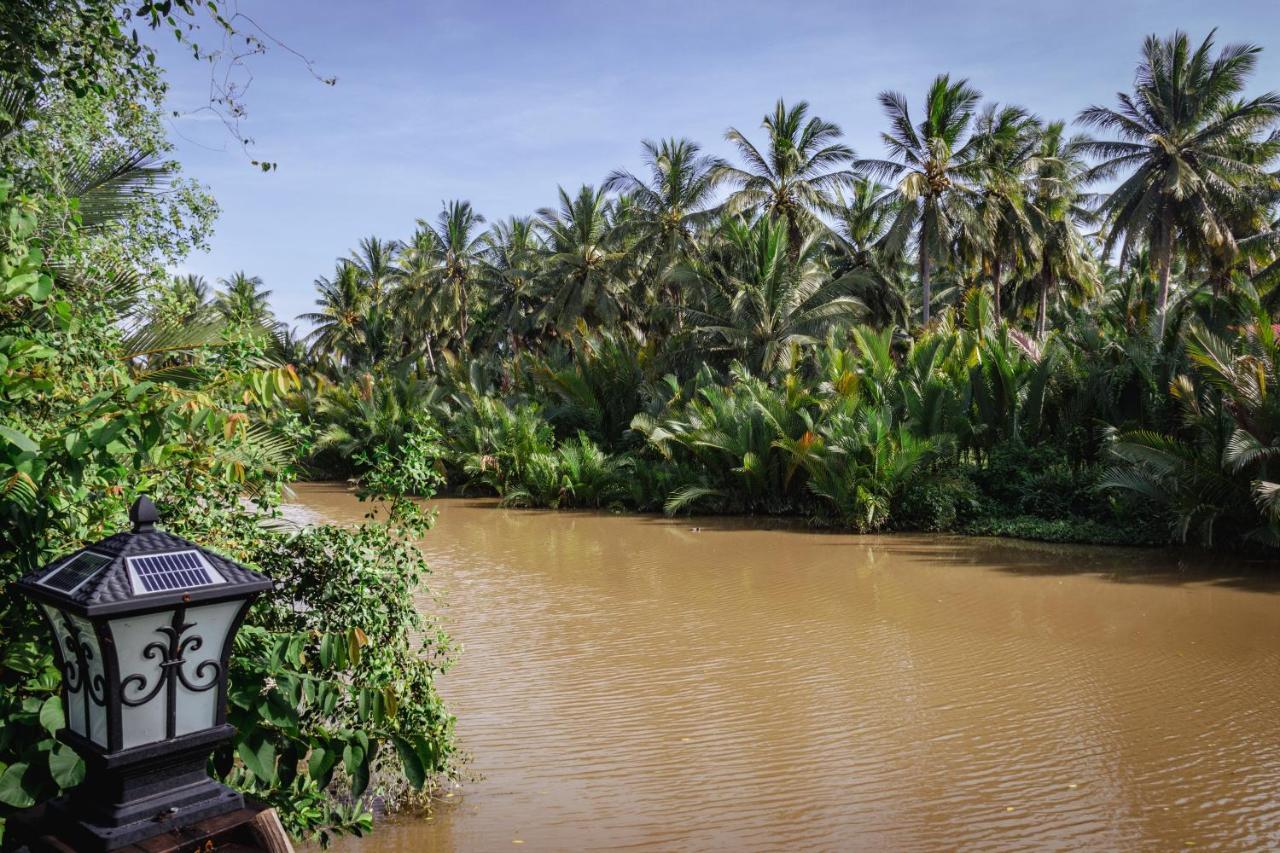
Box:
[893,471,981,532]
[962,513,1158,546]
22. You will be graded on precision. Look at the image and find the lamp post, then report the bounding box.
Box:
[14,496,272,851]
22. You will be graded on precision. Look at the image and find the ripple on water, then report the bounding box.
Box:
[290,486,1280,852]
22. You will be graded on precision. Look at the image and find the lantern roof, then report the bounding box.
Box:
[17,497,272,617]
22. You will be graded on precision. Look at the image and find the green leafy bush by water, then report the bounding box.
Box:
[0,175,455,846]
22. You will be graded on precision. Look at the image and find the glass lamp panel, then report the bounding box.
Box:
[40,605,108,747]
[109,610,173,749]
[173,601,242,737]
[67,611,109,747]
[40,604,86,739]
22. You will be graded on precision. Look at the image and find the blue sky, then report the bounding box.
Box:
[153,0,1280,327]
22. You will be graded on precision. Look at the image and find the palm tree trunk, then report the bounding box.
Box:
[458,279,469,353]
[1156,225,1173,337]
[919,220,932,327]
[1037,265,1051,338]
[424,333,437,372]
[786,213,803,264]
[991,256,1003,320]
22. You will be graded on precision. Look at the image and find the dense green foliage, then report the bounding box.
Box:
[0,3,453,846]
[273,30,1279,552]
[2,12,1279,849]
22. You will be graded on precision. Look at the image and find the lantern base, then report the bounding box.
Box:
[51,725,244,851]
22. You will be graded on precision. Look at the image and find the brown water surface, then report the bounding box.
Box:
[290,483,1280,851]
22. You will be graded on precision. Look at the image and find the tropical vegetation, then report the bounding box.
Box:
[0,2,453,847]
[3,7,1280,849]
[273,29,1279,551]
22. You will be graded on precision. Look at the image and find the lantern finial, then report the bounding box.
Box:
[129,495,159,533]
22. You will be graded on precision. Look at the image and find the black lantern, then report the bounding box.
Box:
[14,496,272,850]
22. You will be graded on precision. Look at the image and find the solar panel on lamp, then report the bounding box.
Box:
[126,551,226,595]
[40,551,112,593]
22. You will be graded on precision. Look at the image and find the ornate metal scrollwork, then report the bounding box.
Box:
[60,614,107,706]
[119,609,221,710]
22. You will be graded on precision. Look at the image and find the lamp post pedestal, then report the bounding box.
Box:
[45,726,243,850]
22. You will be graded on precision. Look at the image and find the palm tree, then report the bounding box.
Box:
[720,99,855,250]
[1028,121,1097,337]
[478,216,544,353]
[166,273,214,324]
[830,178,897,264]
[394,225,446,369]
[829,179,911,329]
[214,271,275,329]
[416,200,487,352]
[857,74,986,325]
[604,138,725,277]
[676,216,864,373]
[967,104,1042,320]
[348,236,401,309]
[537,185,626,330]
[301,262,369,365]
[1078,30,1280,335]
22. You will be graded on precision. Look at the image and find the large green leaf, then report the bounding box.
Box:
[0,425,38,453]
[0,762,37,808]
[308,744,339,788]
[392,736,425,790]
[48,743,84,788]
[38,696,62,735]
[236,733,277,783]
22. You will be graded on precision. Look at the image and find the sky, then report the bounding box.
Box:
[151,0,1280,328]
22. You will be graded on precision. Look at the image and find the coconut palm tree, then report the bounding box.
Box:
[1028,121,1097,337]
[348,236,401,309]
[478,216,545,353]
[214,270,275,330]
[604,138,725,276]
[393,225,446,369]
[831,177,899,264]
[301,261,369,366]
[537,185,626,331]
[415,200,487,352]
[166,273,214,324]
[1078,29,1280,335]
[676,216,864,374]
[720,99,855,251]
[967,104,1043,320]
[828,179,910,329]
[857,74,987,326]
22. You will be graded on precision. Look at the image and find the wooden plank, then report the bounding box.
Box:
[246,809,293,853]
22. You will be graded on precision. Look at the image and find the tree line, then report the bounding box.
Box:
[163,29,1279,549]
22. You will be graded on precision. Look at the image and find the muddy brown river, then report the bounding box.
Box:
[289,483,1280,851]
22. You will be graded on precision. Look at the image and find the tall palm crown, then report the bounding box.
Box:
[348,236,401,308]
[965,104,1043,319]
[676,216,864,374]
[168,273,214,323]
[537,184,626,330]
[301,262,369,366]
[858,74,987,325]
[721,99,855,249]
[1028,121,1097,337]
[1078,29,1280,334]
[418,200,488,351]
[393,224,445,366]
[214,271,275,329]
[478,216,544,351]
[604,137,726,282]
[831,178,898,262]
